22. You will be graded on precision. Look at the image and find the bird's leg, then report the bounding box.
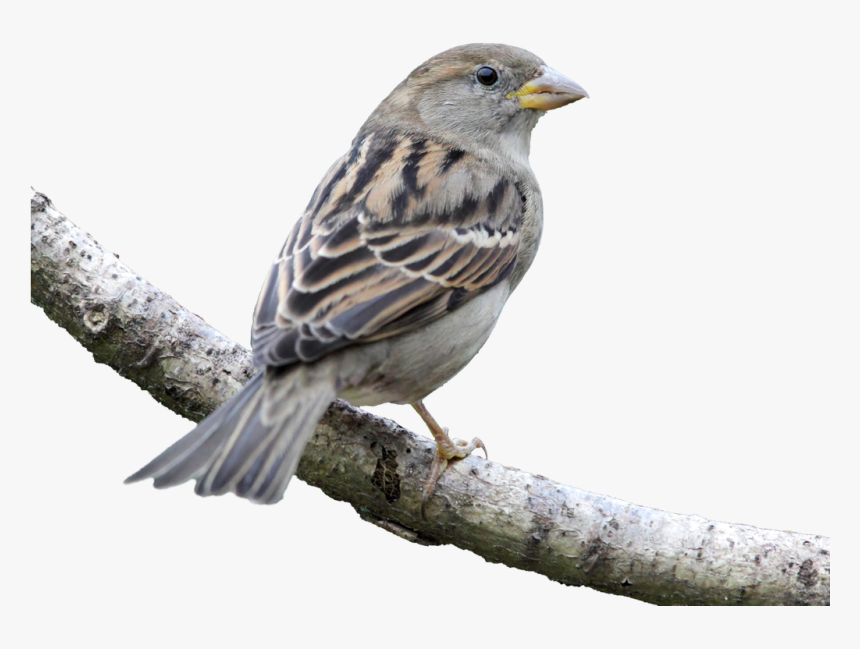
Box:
[411,400,487,519]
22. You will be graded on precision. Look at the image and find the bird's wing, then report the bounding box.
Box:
[251,131,524,367]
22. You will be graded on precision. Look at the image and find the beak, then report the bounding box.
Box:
[509,66,588,110]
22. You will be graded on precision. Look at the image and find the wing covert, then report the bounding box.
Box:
[251,132,523,368]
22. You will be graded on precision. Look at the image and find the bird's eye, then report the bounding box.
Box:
[476,66,499,86]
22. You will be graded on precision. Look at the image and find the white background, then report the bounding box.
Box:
[9,0,854,644]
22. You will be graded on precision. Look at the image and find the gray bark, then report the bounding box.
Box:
[30,190,830,606]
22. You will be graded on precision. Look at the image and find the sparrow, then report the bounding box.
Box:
[126,43,587,518]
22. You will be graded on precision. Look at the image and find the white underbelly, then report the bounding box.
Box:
[338,281,510,406]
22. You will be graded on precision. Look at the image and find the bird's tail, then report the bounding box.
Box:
[125,364,337,504]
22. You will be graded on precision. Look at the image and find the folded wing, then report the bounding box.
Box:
[252,132,523,368]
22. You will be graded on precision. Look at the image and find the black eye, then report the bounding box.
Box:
[476,66,499,86]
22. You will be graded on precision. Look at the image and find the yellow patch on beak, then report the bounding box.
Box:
[509,66,588,111]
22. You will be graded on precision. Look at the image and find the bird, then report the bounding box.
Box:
[125,43,587,518]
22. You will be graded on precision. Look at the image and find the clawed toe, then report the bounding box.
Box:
[413,401,489,519]
[453,437,488,459]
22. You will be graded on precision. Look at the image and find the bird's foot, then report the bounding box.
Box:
[422,433,487,519]
[412,401,487,519]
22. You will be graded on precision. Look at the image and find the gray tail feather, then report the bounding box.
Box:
[125,365,337,505]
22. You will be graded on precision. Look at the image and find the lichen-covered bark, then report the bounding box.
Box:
[30,191,830,606]
[30,192,255,422]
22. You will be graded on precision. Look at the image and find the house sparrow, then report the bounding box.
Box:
[126,43,587,518]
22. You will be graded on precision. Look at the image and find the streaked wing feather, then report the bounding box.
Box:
[251,131,523,368]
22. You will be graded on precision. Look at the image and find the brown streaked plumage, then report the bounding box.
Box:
[252,133,522,367]
[126,44,587,515]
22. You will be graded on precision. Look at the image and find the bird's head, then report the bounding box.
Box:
[362,43,587,164]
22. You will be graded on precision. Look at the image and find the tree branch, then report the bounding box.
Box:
[30,191,830,606]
